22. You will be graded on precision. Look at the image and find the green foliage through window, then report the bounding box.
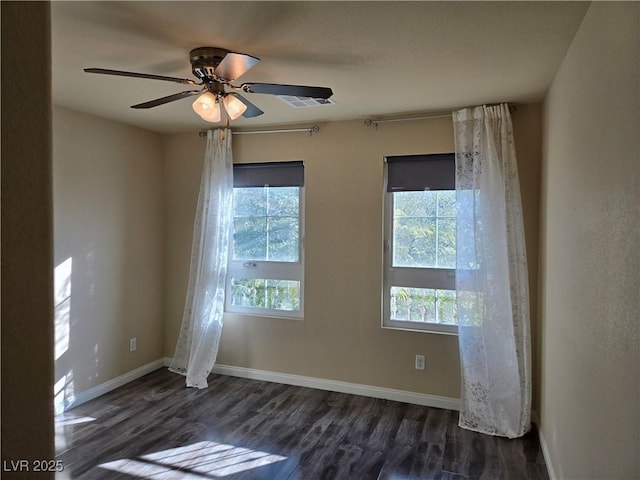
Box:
[392,190,456,269]
[230,278,300,311]
[390,287,457,325]
[233,187,299,262]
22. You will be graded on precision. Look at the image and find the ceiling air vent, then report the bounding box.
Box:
[277,95,336,108]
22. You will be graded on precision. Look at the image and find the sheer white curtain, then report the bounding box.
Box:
[169,129,233,389]
[453,104,531,438]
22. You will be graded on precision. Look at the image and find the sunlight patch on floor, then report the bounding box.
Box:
[55,414,96,427]
[55,412,96,455]
[98,441,288,479]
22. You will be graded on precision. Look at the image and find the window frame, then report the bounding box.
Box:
[225,165,305,320]
[382,154,458,335]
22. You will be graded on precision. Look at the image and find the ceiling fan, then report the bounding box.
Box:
[85,46,334,122]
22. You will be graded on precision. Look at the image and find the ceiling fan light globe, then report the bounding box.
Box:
[202,107,221,123]
[192,92,221,122]
[223,95,248,120]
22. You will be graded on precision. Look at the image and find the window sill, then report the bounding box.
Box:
[224,311,304,322]
[382,323,458,336]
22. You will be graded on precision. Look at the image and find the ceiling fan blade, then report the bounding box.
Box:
[215,52,260,81]
[85,68,198,85]
[131,90,201,109]
[230,93,264,118]
[241,82,333,99]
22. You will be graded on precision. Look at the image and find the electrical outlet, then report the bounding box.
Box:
[415,354,425,371]
[129,337,137,352]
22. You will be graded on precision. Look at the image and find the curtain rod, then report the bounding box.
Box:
[364,104,517,128]
[199,125,319,137]
[364,113,451,127]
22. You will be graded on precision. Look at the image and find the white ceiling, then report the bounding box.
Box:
[51,1,589,134]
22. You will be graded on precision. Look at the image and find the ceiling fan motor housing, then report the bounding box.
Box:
[190,47,230,81]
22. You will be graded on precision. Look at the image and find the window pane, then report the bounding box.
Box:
[233,186,299,262]
[268,216,299,261]
[394,190,435,217]
[392,190,457,268]
[234,217,267,260]
[437,191,456,217]
[435,289,457,325]
[436,218,456,268]
[390,287,457,325]
[267,187,299,217]
[230,278,300,311]
[234,188,266,216]
[393,216,436,267]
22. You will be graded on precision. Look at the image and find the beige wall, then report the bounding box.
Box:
[53,107,165,399]
[1,2,55,477]
[540,2,639,479]
[164,104,542,400]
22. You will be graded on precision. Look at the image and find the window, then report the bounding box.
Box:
[383,154,457,334]
[225,161,304,319]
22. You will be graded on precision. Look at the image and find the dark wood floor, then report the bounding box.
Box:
[55,368,549,479]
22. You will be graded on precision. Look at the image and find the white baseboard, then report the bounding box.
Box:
[66,358,165,411]
[203,362,460,411]
[537,426,557,480]
[73,358,458,412]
